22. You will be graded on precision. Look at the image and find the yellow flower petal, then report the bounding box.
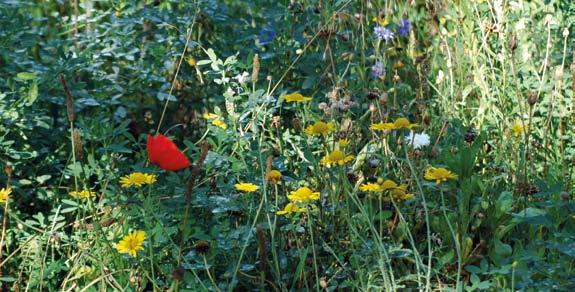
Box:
[424,167,458,184]
[305,121,335,136]
[235,182,259,193]
[282,92,312,103]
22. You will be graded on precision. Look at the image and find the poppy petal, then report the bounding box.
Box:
[146,134,190,171]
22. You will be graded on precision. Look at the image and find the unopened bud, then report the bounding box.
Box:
[527,91,537,106]
[544,14,552,26]
[369,103,377,113]
[508,33,517,52]
[554,66,564,80]
[379,92,388,105]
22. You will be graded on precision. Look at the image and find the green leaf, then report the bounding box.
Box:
[35,174,51,184]
[26,82,38,106]
[206,48,217,62]
[494,238,512,256]
[16,72,37,81]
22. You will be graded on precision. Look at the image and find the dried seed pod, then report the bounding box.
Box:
[172,266,185,281]
[270,116,281,129]
[464,127,477,144]
[554,66,564,80]
[527,91,537,106]
[346,172,358,184]
[60,74,75,123]
[379,92,388,105]
[73,129,84,161]
[4,163,12,178]
[194,240,210,255]
[252,54,260,83]
[366,90,379,100]
[508,33,517,52]
[291,118,301,131]
[256,227,269,272]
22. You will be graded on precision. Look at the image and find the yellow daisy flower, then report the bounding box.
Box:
[393,117,418,130]
[186,57,197,67]
[281,92,312,103]
[203,112,221,119]
[320,150,354,167]
[304,121,335,136]
[337,138,350,148]
[119,172,157,188]
[370,122,396,131]
[381,179,398,191]
[0,188,11,203]
[211,119,228,129]
[360,183,383,192]
[511,121,527,137]
[424,167,458,184]
[276,202,305,215]
[372,16,389,26]
[235,182,259,193]
[116,230,146,257]
[69,189,96,199]
[287,187,320,203]
[390,184,414,200]
[266,170,282,184]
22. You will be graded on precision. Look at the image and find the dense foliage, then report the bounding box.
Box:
[1,0,575,290]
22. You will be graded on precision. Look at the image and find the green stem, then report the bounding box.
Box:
[440,189,462,291]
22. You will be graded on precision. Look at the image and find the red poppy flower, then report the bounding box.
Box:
[146,134,190,171]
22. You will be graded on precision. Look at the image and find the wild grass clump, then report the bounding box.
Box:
[0,0,574,291]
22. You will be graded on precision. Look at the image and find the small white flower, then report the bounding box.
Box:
[436,70,444,84]
[405,132,430,149]
[226,87,236,96]
[234,71,249,85]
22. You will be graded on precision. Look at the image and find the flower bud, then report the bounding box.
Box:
[508,33,517,52]
[554,66,564,80]
[527,91,537,106]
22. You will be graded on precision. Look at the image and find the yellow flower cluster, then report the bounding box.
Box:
[359,179,414,200]
[0,187,11,203]
[370,117,418,131]
[204,112,227,129]
[277,187,320,215]
[69,189,96,199]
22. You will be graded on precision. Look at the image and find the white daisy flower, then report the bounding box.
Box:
[405,132,431,149]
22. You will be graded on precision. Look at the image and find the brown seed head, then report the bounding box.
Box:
[252,54,260,83]
[527,91,537,106]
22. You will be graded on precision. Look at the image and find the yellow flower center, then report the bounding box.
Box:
[312,122,329,133]
[393,118,410,129]
[329,150,344,161]
[381,180,398,190]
